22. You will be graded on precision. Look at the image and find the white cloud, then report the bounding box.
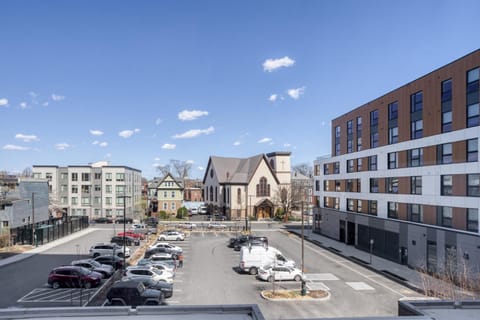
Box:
[197,166,204,171]
[3,144,30,151]
[154,157,161,161]
[42,102,49,107]
[173,126,214,139]
[90,129,104,136]
[55,143,70,150]
[0,98,8,106]
[258,137,272,144]
[263,56,295,72]
[287,87,305,100]
[15,133,39,142]
[269,94,278,102]
[20,102,28,109]
[233,141,241,146]
[118,129,140,138]
[51,94,65,101]
[155,118,162,126]
[161,143,176,150]
[186,160,195,164]
[178,110,209,121]
[99,142,108,147]
[284,143,291,147]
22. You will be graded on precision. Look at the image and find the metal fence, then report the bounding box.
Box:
[9,216,89,246]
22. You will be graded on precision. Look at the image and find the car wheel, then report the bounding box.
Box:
[267,276,273,282]
[52,282,60,289]
[294,275,302,281]
[118,252,124,258]
[249,267,258,275]
[84,282,92,289]
[176,237,180,241]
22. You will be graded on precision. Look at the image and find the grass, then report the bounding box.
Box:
[262,289,329,300]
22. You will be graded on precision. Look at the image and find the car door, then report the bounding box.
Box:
[274,266,288,280]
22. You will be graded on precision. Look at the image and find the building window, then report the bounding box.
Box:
[467,68,479,127]
[388,127,398,144]
[105,185,112,194]
[314,164,321,176]
[467,138,478,162]
[116,185,124,195]
[467,174,480,197]
[333,162,340,174]
[411,119,423,139]
[335,126,341,156]
[71,185,78,194]
[388,202,398,219]
[323,164,330,175]
[171,202,176,210]
[408,204,422,223]
[71,173,78,182]
[357,200,362,213]
[388,101,398,120]
[386,177,398,193]
[369,200,377,215]
[105,173,112,181]
[60,172,68,180]
[323,180,329,191]
[116,197,124,206]
[256,177,270,197]
[347,120,353,135]
[347,199,354,212]
[438,143,453,164]
[237,188,242,205]
[370,110,378,126]
[388,152,398,169]
[335,180,341,192]
[163,203,167,210]
[347,159,354,173]
[411,176,422,195]
[94,185,101,192]
[442,111,452,133]
[209,186,213,201]
[347,139,353,153]
[370,110,379,148]
[171,191,175,198]
[356,179,361,193]
[441,79,453,133]
[357,158,363,171]
[333,197,339,210]
[411,91,423,113]
[116,173,125,182]
[357,116,362,151]
[94,196,101,204]
[71,197,78,205]
[94,172,102,180]
[81,197,90,205]
[61,184,68,192]
[81,173,90,181]
[346,179,353,192]
[81,185,90,193]
[369,178,379,193]
[441,207,453,228]
[370,132,379,148]
[467,208,479,232]
[368,155,377,171]
[408,148,423,167]
[441,175,453,196]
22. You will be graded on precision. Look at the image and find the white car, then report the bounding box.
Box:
[158,231,185,241]
[257,265,303,282]
[149,242,183,254]
[125,266,174,284]
[208,222,226,229]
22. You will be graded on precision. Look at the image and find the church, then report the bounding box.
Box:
[202,152,291,220]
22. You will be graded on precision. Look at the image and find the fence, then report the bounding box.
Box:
[9,216,89,246]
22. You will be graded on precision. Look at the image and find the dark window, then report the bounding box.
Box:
[408,148,423,167]
[467,68,479,127]
[357,158,363,171]
[370,110,378,126]
[467,208,479,232]
[356,117,362,151]
[333,162,340,174]
[315,180,320,192]
[209,186,213,201]
[356,179,361,193]
[467,174,480,197]
[256,177,270,197]
[335,180,341,191]
[369,178,379,193]
[388,101,398,120]
[323,180,329,191]
[370,132,379,148]
[441,79,453,133]
[368,200,377,215]
[467,103,479,127]
[386,177,398,193]
[441,207,453,228]
[442,111,452,133]
[237,188,241,205]
[411,119,423,139]
[335,126,341,156]
[389,126,398,144]
[467,138,478,162]
[347,159,354,173]
[387,202,398,219]
[323,164,329,175]
[81,173,90,181]
[408,204,422,222]
[411,91,423,113]
[438,143,453,164]
[441,79,452,102]
[388,152,398,169]
[347,120,353,135]
[441,175,452,196]
[411,176,422,195]
[346,179,353,192]
[368,155,377,171]
[347,139,353,153]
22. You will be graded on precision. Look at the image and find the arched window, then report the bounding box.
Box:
[215,186,218,202]
[256,177,270,196]
[209,186,213,202]
[237,188,242,205]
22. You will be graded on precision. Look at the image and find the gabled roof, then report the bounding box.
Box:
[203,154,280,185]
[156,173,183,189]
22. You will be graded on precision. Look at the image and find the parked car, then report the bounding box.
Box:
[179,222,197,230]
[124,266,174,284]
[233,236,268,251]
[107,280,164,306]
[199,206,208,214]
[144,217,158,227]
[92,217,113,224]
[136,258,176,274]
[188,207,198,215]
[144,247,173,259]
[89,243,131,258]
[94,255,128,270]
[118,231,145,240]
[71,259,114,278]
[149,242,183,254]
[257,265,304,282]
[148,254,177,271]
[208,222,227,229]
[111,235,140,246]
[48,266,102,289]
[115,217,133,224]
[122,276,173,299]
[228,235,250,248]
[158,231,185,241]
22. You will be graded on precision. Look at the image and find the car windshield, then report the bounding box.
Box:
[89,260,102,267]
[151,268,164,276]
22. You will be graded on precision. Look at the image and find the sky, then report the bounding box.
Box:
[1,0,479,179]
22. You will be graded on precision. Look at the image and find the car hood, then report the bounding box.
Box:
[142,288,162,299]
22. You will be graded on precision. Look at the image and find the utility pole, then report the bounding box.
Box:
[300,187,306,296]
[31,192,36,246]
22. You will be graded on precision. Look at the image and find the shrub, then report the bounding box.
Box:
[159,211,168,220]
[176,207,188,219]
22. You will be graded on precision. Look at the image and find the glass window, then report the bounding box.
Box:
[347,199,354,212]
[81,185,90,193]
[357,158,363,171]
[408,148,423,167]
[335,126,341,138]
[370,110,378,126]
[467,208,479,232]
[347,139,353,153]
[441,175,453,196]
[370,132,379,148]
[333,162,340,174]
[438,143,453,164]
[369,200,377,215]
[71,197,78,205]
[411,119,423,139]
[323,164,329,175]
[334,197,339,210]
[442,111,452,133]
[105,185,112,193]
[347,159,354,173]
[388,202,398,219]
[411,91,423,113]
[116,173,125,181]
[467,103,479,127]
[323,180,329,191]
[369,178,379,193]
[81,197,90,205]
[335,180,341,191]
[356,116,362,133]
[389,126,398,144]
[441,207,453,228]
[71,172,78,182]
[408,204,422,222]
[368,155,377,171]
[81,173,90,181]
[105,173,112,181]
[357,137,362,151]
[346,179,353,192]
[411,176,422,195]
[467,174,480,197]
[71,185,78,193]
[388,152,398,169]
[357,200,363,213]
[105,197,112,205]
[441,79,452,103]
[467,138,478,162]
[386,177,398,193]
[347,120,353,135]
[388,101,398,120]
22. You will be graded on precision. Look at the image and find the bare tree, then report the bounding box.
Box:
[156,164,171,177]
[171,160,192,181]
[292,163,313,177]
[272,185,304,221]
[20,167,33,177]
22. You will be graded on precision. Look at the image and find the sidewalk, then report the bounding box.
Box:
[0,227,96,268]
[284,224,478,300]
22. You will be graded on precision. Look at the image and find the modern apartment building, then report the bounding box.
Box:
[313,50,480,276]
[32,161,142,221]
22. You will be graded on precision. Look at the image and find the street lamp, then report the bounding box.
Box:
[121,195,131,269]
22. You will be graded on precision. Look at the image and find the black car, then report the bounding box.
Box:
[93,255,128,270]
[115,217,133,224]
[92,217,113,224]
[233,235,268,251]
[107,280,164,306]
[111,235,139,246]
[122,276,173,298]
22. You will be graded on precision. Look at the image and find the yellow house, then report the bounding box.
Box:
[155,173,184,215]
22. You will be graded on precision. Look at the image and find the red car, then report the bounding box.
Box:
[118,231,145,240]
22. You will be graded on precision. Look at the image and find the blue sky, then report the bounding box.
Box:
[1,0,479,179]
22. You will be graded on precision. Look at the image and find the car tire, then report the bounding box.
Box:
[294,275,302,282]
[267,276,273,282]
[249,267,258,275]
[84,282,92,289]
[176,237,180,241]
[52,282,60,289]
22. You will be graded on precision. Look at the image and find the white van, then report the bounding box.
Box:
[239,246,295,275]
